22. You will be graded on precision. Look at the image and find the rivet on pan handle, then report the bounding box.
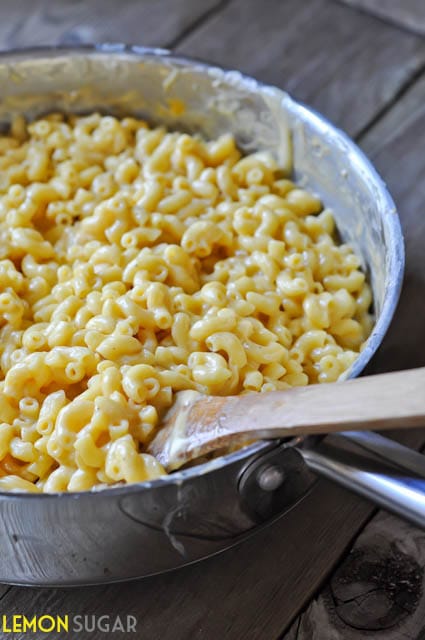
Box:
[238,442,317,523]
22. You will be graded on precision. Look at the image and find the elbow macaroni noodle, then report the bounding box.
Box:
[0,113,373,492]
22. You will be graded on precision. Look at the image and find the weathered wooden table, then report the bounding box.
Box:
[1,1,425,638]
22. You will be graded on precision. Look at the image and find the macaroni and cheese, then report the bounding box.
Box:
[0,113,372,492]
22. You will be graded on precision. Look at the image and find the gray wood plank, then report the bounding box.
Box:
[339,0,425,37]
[360,72,425,373]
[177,0,425,138]
[286,71,425,638]
[0,0,222,49]
[286,506,425,639]
[1,3,425,639]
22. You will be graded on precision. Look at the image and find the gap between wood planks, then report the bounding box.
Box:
[174,3,425,637]
[0,0,226,50]
[176,0,425,139]
[0,585,11,602]
[0,2,425,639]
[355,63,425,142]
[284,497,425,640]
[167,0,233,49]
[283,68,425,639]
[335,0,425,38]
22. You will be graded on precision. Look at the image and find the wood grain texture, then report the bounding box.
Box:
[339,0,425,36]
[360,72,425,373]
[0,0,223,49]
[0,2,424,639]
[177,0,425,138]
[286,510,425,639]
[286,73,425,638]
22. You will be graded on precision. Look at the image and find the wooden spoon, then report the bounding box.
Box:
[147,367,425,471]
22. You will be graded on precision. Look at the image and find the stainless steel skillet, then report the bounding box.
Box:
[0,45,420,587]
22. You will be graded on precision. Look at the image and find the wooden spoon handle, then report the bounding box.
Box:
[150,367,425,470]
[218,366,425,439]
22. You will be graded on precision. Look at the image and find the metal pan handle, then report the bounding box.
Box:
[299,431,425,529]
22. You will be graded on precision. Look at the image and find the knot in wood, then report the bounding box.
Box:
[329,542,423,631]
